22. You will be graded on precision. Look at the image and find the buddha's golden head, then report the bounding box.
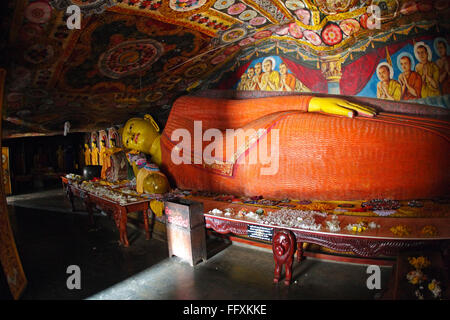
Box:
[122,114,160,154]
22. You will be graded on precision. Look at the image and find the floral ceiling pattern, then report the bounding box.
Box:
[1,0,449,137]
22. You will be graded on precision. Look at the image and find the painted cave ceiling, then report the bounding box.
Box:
[1,0,449,138]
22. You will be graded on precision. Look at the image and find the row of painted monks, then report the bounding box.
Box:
[377,41,450,101]
[237,41,450,101]
[237,59,311,92]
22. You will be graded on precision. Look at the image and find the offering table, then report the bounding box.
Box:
[198,198,450,285]
[62,177,152,247]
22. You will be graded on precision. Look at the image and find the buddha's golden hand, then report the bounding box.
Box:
[308,97,377,118]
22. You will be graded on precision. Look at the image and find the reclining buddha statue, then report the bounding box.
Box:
[122,95,450,200]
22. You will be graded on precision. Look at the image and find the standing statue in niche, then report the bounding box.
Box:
[99,140,106,167]
[91,141,99,166]
[84,144,91,166]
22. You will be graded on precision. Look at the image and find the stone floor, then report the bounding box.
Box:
[5,189,393,300]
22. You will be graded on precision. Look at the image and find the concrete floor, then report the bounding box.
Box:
[6,189,392,300]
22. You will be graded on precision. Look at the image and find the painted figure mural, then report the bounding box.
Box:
[236,56,311,93]
[376,62,401,101]
[356,37,449,106]
[415,42,440,98]
[398,53,422,100]
[227,37,449,108]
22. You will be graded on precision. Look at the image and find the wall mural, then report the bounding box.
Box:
[235,55,311,92]
[214,35,450,108]
[359,37,450,103]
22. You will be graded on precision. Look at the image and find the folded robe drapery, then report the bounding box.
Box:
[161,95,450,200]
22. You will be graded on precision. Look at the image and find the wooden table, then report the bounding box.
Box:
[62,177,152,247]
[199,199,450,285]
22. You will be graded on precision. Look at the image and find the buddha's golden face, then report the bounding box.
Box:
[122,117,159,154]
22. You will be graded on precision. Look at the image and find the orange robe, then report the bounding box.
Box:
[281,73,296,91]
[401,71,422,100]
[161,96,450,200]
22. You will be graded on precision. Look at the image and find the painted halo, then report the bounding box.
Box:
[262,57,276,71]
[213,0,234,10]
[396,52,415,72]
[413,41,432,62]
[25,1,52,24]
[434,37,449,57]
[98,39,164,79]
[376,62,394,80]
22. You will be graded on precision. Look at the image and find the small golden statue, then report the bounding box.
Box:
[91,141,99,166]
[84,144,91,166]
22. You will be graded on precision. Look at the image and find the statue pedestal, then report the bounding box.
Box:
[165,199,207,266]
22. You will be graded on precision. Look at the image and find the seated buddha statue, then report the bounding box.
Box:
[122,96,450,200]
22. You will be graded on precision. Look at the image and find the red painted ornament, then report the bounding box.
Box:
[321,23,343,46]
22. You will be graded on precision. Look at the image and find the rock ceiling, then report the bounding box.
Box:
[1,0,449,138]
